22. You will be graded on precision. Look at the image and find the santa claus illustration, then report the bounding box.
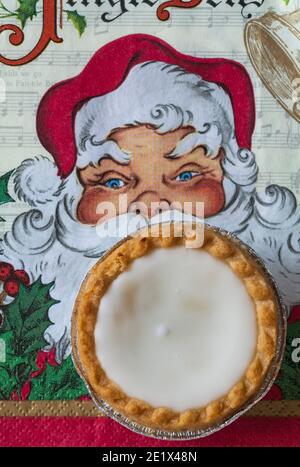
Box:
[1,34,299,359]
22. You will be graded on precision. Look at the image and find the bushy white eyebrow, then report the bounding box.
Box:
[167,124,222,159]
[76,138,131,169]
[77,122,223,169]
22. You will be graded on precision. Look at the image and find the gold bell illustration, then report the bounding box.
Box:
[245,9,300,123]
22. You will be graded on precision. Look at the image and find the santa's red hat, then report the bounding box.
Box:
[37,34,255,178]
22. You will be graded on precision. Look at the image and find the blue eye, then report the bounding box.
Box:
[104,178,126,189]
[176,171,200,182]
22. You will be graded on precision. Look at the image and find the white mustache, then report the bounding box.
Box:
[95,209,201,239]
[55,198,202,258]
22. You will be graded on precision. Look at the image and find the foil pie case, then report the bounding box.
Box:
[71,224,287,441]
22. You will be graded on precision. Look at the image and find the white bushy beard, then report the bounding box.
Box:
[1,148,299,360]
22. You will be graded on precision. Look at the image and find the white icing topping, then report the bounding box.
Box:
[95,247,257,411]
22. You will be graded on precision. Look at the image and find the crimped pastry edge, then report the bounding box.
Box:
[72,223,281,432]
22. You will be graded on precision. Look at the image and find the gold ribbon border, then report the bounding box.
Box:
[0,401,300,417]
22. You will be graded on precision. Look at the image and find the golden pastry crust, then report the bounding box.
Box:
[72,223,279,432]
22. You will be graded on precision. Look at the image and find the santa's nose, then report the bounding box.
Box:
[129,191,170,218]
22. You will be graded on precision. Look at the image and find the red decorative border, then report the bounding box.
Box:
[0,417,299,447]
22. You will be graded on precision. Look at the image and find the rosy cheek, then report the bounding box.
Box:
[167,179,225,218]
[77,188,122,224]
[189,179,225,217]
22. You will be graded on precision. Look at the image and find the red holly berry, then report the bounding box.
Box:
[4,279,20,297]
[0,262,14,281]
[14,269,30,286]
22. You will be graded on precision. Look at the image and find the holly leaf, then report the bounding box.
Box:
[276,322,300,399]
[0,331,31,399]
[0,365,16,399]
[15,0,39,28]
[0,170,14,206]
[0,170,15,222]
[0,170,14,221]
[65,10,87,37]
[29,355,87,400]
[0,278,59,399]
[2,278,59,358]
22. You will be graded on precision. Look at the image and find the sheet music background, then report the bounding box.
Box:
[0,0,299,236]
